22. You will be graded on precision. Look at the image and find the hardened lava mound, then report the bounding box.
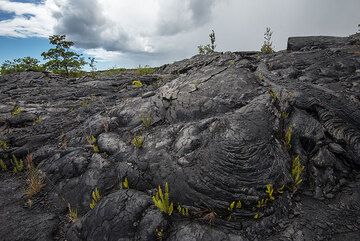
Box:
[1,33,360,241]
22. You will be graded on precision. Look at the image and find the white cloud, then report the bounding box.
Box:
[0,0,59,37]
[84,48,122,62]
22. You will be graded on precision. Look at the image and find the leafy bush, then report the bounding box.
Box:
[152,182,174,215]
[261,27,275,54]
[0,57,44,75]
[198,30,216,54]
[42,35,86,76]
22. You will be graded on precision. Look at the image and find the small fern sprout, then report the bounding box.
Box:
[177,204,189,216]
[284,126,293,149]
[278,184,286,194]
[90,187,101,209]
[11,155,24,173]
[0,159,7,171]
[68,204,78,222]
[86,135,100,153]
[228,200,242,212]
[292,155,304,188]
[266,184,275,201]
[152,182,174,215]
[132,134,144,148]
[11,105,23,116]
[122,177,129,189]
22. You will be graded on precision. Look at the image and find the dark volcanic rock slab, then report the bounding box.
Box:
[0,33,360,241]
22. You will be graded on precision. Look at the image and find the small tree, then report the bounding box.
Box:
[88,57,97,72]
[261,27,275,54]
[198,30,216,55]
[42,35,86,76]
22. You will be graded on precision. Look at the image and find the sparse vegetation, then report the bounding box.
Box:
[261,27,275,54]
[152,182,174,215]
[135,65,156,75]
[132,134,144,149]
[141,114,152,128]
[86,135,100,153]
[11,155,24,173]
[0,159,7,171]
[268,89,277,101]
[90,187,101,209]
[11,105,23,116]
[198,30,216,54]
[0,57,44,75]
[25,154,45,199]
[0,140,9,151]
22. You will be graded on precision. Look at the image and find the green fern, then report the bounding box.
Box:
[292,155,304,187]
[0,140,9,151]
[0,159,7,171]
[152,182,174,215]
[11,155,23,173]
[228,200,242,212]
[122,177,129,189]
[177,204,189,216]
[11,105,23,116]
[266,184,275,201]
[90,187,101,209]
[285,126,293,149]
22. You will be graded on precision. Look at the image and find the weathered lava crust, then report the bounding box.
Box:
[1,33,360,241]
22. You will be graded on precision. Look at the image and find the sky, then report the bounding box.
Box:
[0,0,359,70]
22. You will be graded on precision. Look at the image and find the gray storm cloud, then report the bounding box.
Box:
[156,0,216,36]
[53,0,132,52]
[52,0,216,54]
